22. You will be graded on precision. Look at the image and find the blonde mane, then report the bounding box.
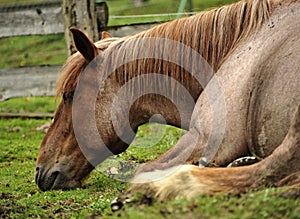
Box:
[57,0,278,97]
[135,0,271,70]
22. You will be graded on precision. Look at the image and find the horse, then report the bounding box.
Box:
[35,0,300,202]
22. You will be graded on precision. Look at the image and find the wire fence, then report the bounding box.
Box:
[110,11,198,19]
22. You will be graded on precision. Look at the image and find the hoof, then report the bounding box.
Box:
[227,156,259,167]
[110,197,124,212]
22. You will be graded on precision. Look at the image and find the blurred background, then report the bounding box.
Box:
[0,0,238,69]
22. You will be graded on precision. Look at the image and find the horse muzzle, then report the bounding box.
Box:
[35,164,81,191]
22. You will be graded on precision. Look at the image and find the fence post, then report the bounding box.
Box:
[62,0,99,56]
[95,0,109,33]
[177,0,193,18]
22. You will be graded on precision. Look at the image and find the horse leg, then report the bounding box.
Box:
[276,171,300,188]
[120,103,300,201]
[252,102,300,187]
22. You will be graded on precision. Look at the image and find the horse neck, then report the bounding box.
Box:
[104,80,196,131]
[95,76,197,155]
[129,94,195,130]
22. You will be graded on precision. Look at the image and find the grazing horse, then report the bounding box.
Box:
[35,0,300,201]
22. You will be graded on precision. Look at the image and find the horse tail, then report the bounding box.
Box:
[126,103,300,201]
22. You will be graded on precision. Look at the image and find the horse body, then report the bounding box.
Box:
[129,1,300,200]
[194,2,300,164]
[133,0,300,174]
[35,0,300,200]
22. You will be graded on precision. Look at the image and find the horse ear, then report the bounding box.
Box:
[101,31,112,40]
[70,27,99,63]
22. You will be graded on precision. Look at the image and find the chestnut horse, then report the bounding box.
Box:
[35,0,300,201]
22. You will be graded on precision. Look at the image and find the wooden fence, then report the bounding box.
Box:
[0,2,158,101]
[0,65,60,101]
[0,2,158,38]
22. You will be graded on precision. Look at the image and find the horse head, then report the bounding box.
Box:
[35,28,117,191]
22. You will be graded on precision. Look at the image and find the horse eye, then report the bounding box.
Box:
[62,91,74,103]
[62,92,67,102]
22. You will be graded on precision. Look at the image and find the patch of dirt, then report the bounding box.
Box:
[8,126,22,132]
[0,192,21,200]
[0,198,25,218]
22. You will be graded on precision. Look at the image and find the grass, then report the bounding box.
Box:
[0,96,59,113]
[110,189,300,219]
[106,0,237,26]
[1,97,300,218]
[0,98,178,218]
[0,34,67,68]
[0,116,126,217]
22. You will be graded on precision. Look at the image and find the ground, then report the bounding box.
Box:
[1,97,300,218]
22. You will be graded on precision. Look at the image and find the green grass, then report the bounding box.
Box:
[0,116,126,217]
[107,0,238,26]
[0,97,178,218]
[0,34,67,68]
[0,96,59,113]
[109,188,300,219]
[1,97,300,218]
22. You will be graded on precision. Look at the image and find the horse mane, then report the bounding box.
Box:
[57,0,276,97]
[56,37,119,96]
[135,0,271,70]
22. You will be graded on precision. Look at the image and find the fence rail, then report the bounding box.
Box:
[0,2,163,101]
[0,1,61,12]
[0,3,162,38]
[0,2,194,101]
[0,5,63,37]
[0,112,54,119]
[110,12,198,19]
[0,65,60,101]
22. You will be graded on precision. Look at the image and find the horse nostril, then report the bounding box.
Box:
[52,171,60,176]
[35,165,43,185]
